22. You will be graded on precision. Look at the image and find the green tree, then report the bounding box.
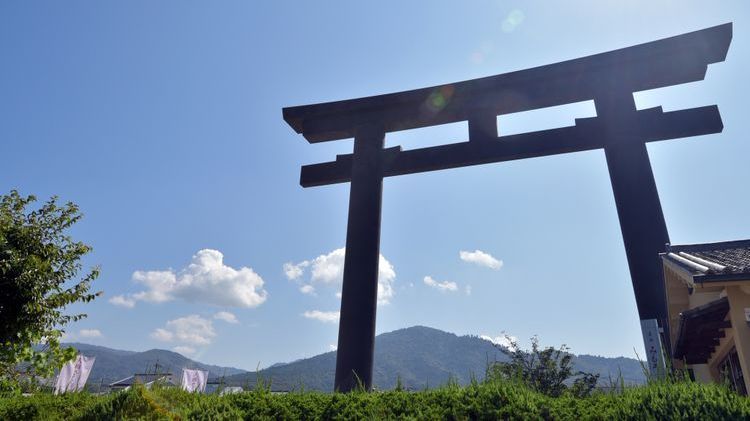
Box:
[0,190,100,383]
[486,336,599,397]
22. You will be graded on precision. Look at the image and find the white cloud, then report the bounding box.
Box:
[302,310,340,324]
[109,295,136,308]
[480,334,518,349]
[131,270,176,303]
[465,285,472,296]
[123,249,267,308]
[423,276,458,292]
[459,250,503,270]
[329,344,337,351]
[79,329,103,338]
[214,311,238,324]
[283,261,308,280]
[377,255,396,304]
[286,248,396,304]
[300,285,316,295]
[151,328,174,342]
[151,315,216,346]
[63,329,104,341]
[172,346,197,357]
[309,248,345,284]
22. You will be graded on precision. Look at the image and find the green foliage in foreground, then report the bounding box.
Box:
[0,190,100,381]
[486,336,599,398]
[1,380,749,420]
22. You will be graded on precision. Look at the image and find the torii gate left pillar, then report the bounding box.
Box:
[335,124,385,392]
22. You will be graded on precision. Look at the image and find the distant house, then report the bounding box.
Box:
[109,373,177,392]
[661,239,750,395]
[109,372,226,394]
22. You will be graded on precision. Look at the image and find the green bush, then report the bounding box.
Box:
[1,380,749,420]
[485,336,599,398]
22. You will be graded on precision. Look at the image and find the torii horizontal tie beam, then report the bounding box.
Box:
[300,105,722,187]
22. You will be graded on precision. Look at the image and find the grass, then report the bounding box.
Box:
[1,378,749,420]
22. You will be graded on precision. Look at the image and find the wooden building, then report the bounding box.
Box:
[662,239,750,394]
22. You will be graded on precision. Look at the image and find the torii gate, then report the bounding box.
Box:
[283,23,732,392]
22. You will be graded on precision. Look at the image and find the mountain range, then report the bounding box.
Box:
[66,326,646,392]
[222,326,646,390]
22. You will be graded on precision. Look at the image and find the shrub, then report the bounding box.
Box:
[486,335,600,398]
[1,379,749,420]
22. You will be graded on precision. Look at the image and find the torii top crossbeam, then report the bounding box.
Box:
[284,23,729,142]
[283,23,732,392]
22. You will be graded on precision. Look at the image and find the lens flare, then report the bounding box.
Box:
[470,42,494,65]
[502,9,525,33]
[423,85,455,114]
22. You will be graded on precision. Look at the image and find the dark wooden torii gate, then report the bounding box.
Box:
[283,23,732,392]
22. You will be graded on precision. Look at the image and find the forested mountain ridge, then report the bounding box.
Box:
[223,326,647,391]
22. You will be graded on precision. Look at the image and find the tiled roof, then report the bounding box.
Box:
[109,373,174,387]
[661,239,750,282]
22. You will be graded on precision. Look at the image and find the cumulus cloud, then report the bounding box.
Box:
[79,329,103,338]
[172,346,197,357]
[151,315,216,346]
[283,261,308,280]
[118,249,267,309]
[151,328,174,342]
[214,311,238,324]
[109,295,136,308]
[299,285,316,295]
[302,310,340,324]
[459,250,503,270]
[480,334,518,349]
[63,329,104,341]
[423,276,458,292]
[329,344,337,351]
[285,248,396,304]
[308,249,345,284]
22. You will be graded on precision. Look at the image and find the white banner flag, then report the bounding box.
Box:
[54,355,96,394]
[181,368,208,393]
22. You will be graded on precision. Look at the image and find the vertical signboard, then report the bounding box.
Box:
[641,318,666,377]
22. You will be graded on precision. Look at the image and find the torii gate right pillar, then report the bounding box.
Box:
[598,92,671,363]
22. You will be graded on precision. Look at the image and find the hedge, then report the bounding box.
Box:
[1,379,749,420]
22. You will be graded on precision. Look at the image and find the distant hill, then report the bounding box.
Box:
[63,342,247,390]
[223,326,646,391]
[64,326,646,392]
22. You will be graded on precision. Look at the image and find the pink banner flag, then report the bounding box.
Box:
[181,368,208,393]
[54,355,96,394]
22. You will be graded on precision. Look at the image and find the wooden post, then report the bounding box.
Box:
[468,109,498,142]
[725,286,750,394]
[334,124,385,392]
[597,92,672,356]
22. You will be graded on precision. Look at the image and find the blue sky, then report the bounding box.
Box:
[2,1,749,370]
